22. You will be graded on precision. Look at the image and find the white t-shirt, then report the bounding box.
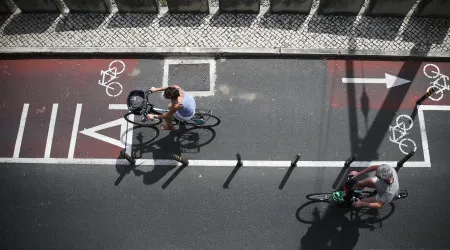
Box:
[373,166,399,204]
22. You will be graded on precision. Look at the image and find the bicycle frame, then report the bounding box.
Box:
[431,76,450,90]
[389,123,408,143]
[99,68,119,87]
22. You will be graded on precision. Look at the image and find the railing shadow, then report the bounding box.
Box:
[3,13,59,35]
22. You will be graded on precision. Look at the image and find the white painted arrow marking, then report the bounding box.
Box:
[79,118,130,149]
[342,73,411,88]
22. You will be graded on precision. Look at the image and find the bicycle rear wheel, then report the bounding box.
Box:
[351,202,395,223]
[306,193,333,202]
[124,112,161,126]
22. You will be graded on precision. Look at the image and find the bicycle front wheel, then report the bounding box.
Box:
[109,60,126,75]
[398,138,417,155]
[124,112,161,126]
[306,193,333,202]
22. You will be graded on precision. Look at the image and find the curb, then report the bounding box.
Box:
[1,47,450,58]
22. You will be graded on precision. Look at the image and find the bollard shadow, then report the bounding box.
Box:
[158,13,207,27]
[259,14,307,31]
[307,14,356,36]
[107,13,157,29]
[55,13,107,32]
[223,157,242,189]
[114,151,136,186]
[279,164,296,190]
[210,13,257,28]
[162,163,188,189]
[3,13,60,35]
[361,84,370,133]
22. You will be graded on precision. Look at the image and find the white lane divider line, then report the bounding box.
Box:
[44,104,58,158]
[417,105,450,166]
[109,104,128,110]
[68,104,82,159]
[108,104,133,155]
[0,158,430,168]
[13,103,29,158]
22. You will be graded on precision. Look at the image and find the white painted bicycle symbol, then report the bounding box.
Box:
[423,64,449,101]
[98,60,126,97]
[389,115,417,155]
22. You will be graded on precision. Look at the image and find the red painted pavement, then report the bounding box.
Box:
[0,59,139,159]
[327,60,450,110]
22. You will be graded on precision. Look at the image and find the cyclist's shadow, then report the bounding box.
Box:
[299,205,360,250]
[118,123,216,186]
[297,201,390,250]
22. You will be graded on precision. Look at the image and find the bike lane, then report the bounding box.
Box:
[0,57,449,167]
[0,59,146,159]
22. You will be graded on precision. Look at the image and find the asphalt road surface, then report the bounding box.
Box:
[1,56,450,249]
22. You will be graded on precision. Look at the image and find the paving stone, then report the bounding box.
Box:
[0,7,448,55]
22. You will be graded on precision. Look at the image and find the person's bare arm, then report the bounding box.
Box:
[349,165,379,178]
[354,200,384,209]
[153,104,182,120]
[149,86,167,92]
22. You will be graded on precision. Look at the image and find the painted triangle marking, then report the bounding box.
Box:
[79,118,129,148]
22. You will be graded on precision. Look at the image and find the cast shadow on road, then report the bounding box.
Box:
[346,57,421,160]
[2,13,59,35]
[296,201,395,250]
[115,124,216,187]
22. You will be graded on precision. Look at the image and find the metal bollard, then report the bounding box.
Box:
[172,154,189,166]
[397,151,415,169]
[344,154,357,168]
[236,153,243,167]
[416,88,436,105]
[120,150,136,165]
[291,154,301,167]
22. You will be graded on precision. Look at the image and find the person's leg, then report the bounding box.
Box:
[360,196,377,204]
[355,177,376,190]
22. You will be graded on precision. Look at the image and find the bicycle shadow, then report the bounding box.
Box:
[116,123,216,187]
[297,201,394,250]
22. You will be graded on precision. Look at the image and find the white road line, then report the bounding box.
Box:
[44,103,58,158]
[109,104,128,110]
[0,158,430,167]
[342,78,385,84]
[108,103,133,155]
[417,105,450,166]
[417,105,431,166]
[13,103,29,158]
[68,104,82,159]
[126,115,133,155]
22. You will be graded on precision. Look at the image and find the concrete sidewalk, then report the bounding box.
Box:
[0,0,449,57]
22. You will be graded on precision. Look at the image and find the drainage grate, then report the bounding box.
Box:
[168,64,210,92]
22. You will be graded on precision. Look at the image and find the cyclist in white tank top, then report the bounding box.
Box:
[146,85,196,130]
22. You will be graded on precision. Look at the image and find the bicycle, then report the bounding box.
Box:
[123,90,220,128]
[98,60,126,97]
[389,114,417,155]
[298,179,408,224]
[423,63,450,101]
